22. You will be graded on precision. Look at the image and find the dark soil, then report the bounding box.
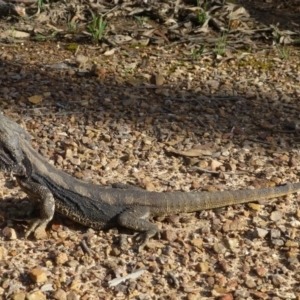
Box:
[238,0,300,32]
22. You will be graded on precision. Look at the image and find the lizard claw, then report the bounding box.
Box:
[134,229,160,252]
[23,219,48,239]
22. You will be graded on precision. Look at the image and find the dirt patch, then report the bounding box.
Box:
[238,0,300,32]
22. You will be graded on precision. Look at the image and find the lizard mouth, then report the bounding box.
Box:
[0,147,24,175]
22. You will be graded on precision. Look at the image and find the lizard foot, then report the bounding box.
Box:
[117,208,160,251]
[24,218,48,239]
[134,229,160,252]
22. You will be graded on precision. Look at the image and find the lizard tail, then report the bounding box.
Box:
[150,182,300,214]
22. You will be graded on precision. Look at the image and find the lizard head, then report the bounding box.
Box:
[0,114,31,176]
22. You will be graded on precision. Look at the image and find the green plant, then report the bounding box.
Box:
[277,45,291,60]
[67,22,78,33]
[87,14,107,44]
[214,33,227,56]
[33,31,58,41]
[122,68,134,74]
[36,0,44,10]
[190,45,205,60]
[196,0,208,26]
[66,43,79,51]
[7,26,18,43]
[134,16,149,28]
[9,26,15,37]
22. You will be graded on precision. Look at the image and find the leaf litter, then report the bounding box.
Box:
[0,0,300,299]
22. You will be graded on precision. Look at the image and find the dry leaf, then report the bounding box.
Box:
[28,95,43,104]
[165,138,184,146]
[103,49,115,56]
[165,146,212,157]
[155,74,165,86]
[1,29,30,39]
[108,269,146,287]
[110,35,132,45]
[211,159,222,171]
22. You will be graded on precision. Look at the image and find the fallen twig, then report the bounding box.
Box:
[108,268,147,287]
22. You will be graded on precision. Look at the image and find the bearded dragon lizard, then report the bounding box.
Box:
[0,114,298,250]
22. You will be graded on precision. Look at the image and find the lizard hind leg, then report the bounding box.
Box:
[117,207,159,252]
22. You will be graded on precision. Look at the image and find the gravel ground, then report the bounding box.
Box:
[1,1,300,300]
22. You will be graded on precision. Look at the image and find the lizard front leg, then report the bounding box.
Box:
[118,207,159,251]
[15,177,55,239]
